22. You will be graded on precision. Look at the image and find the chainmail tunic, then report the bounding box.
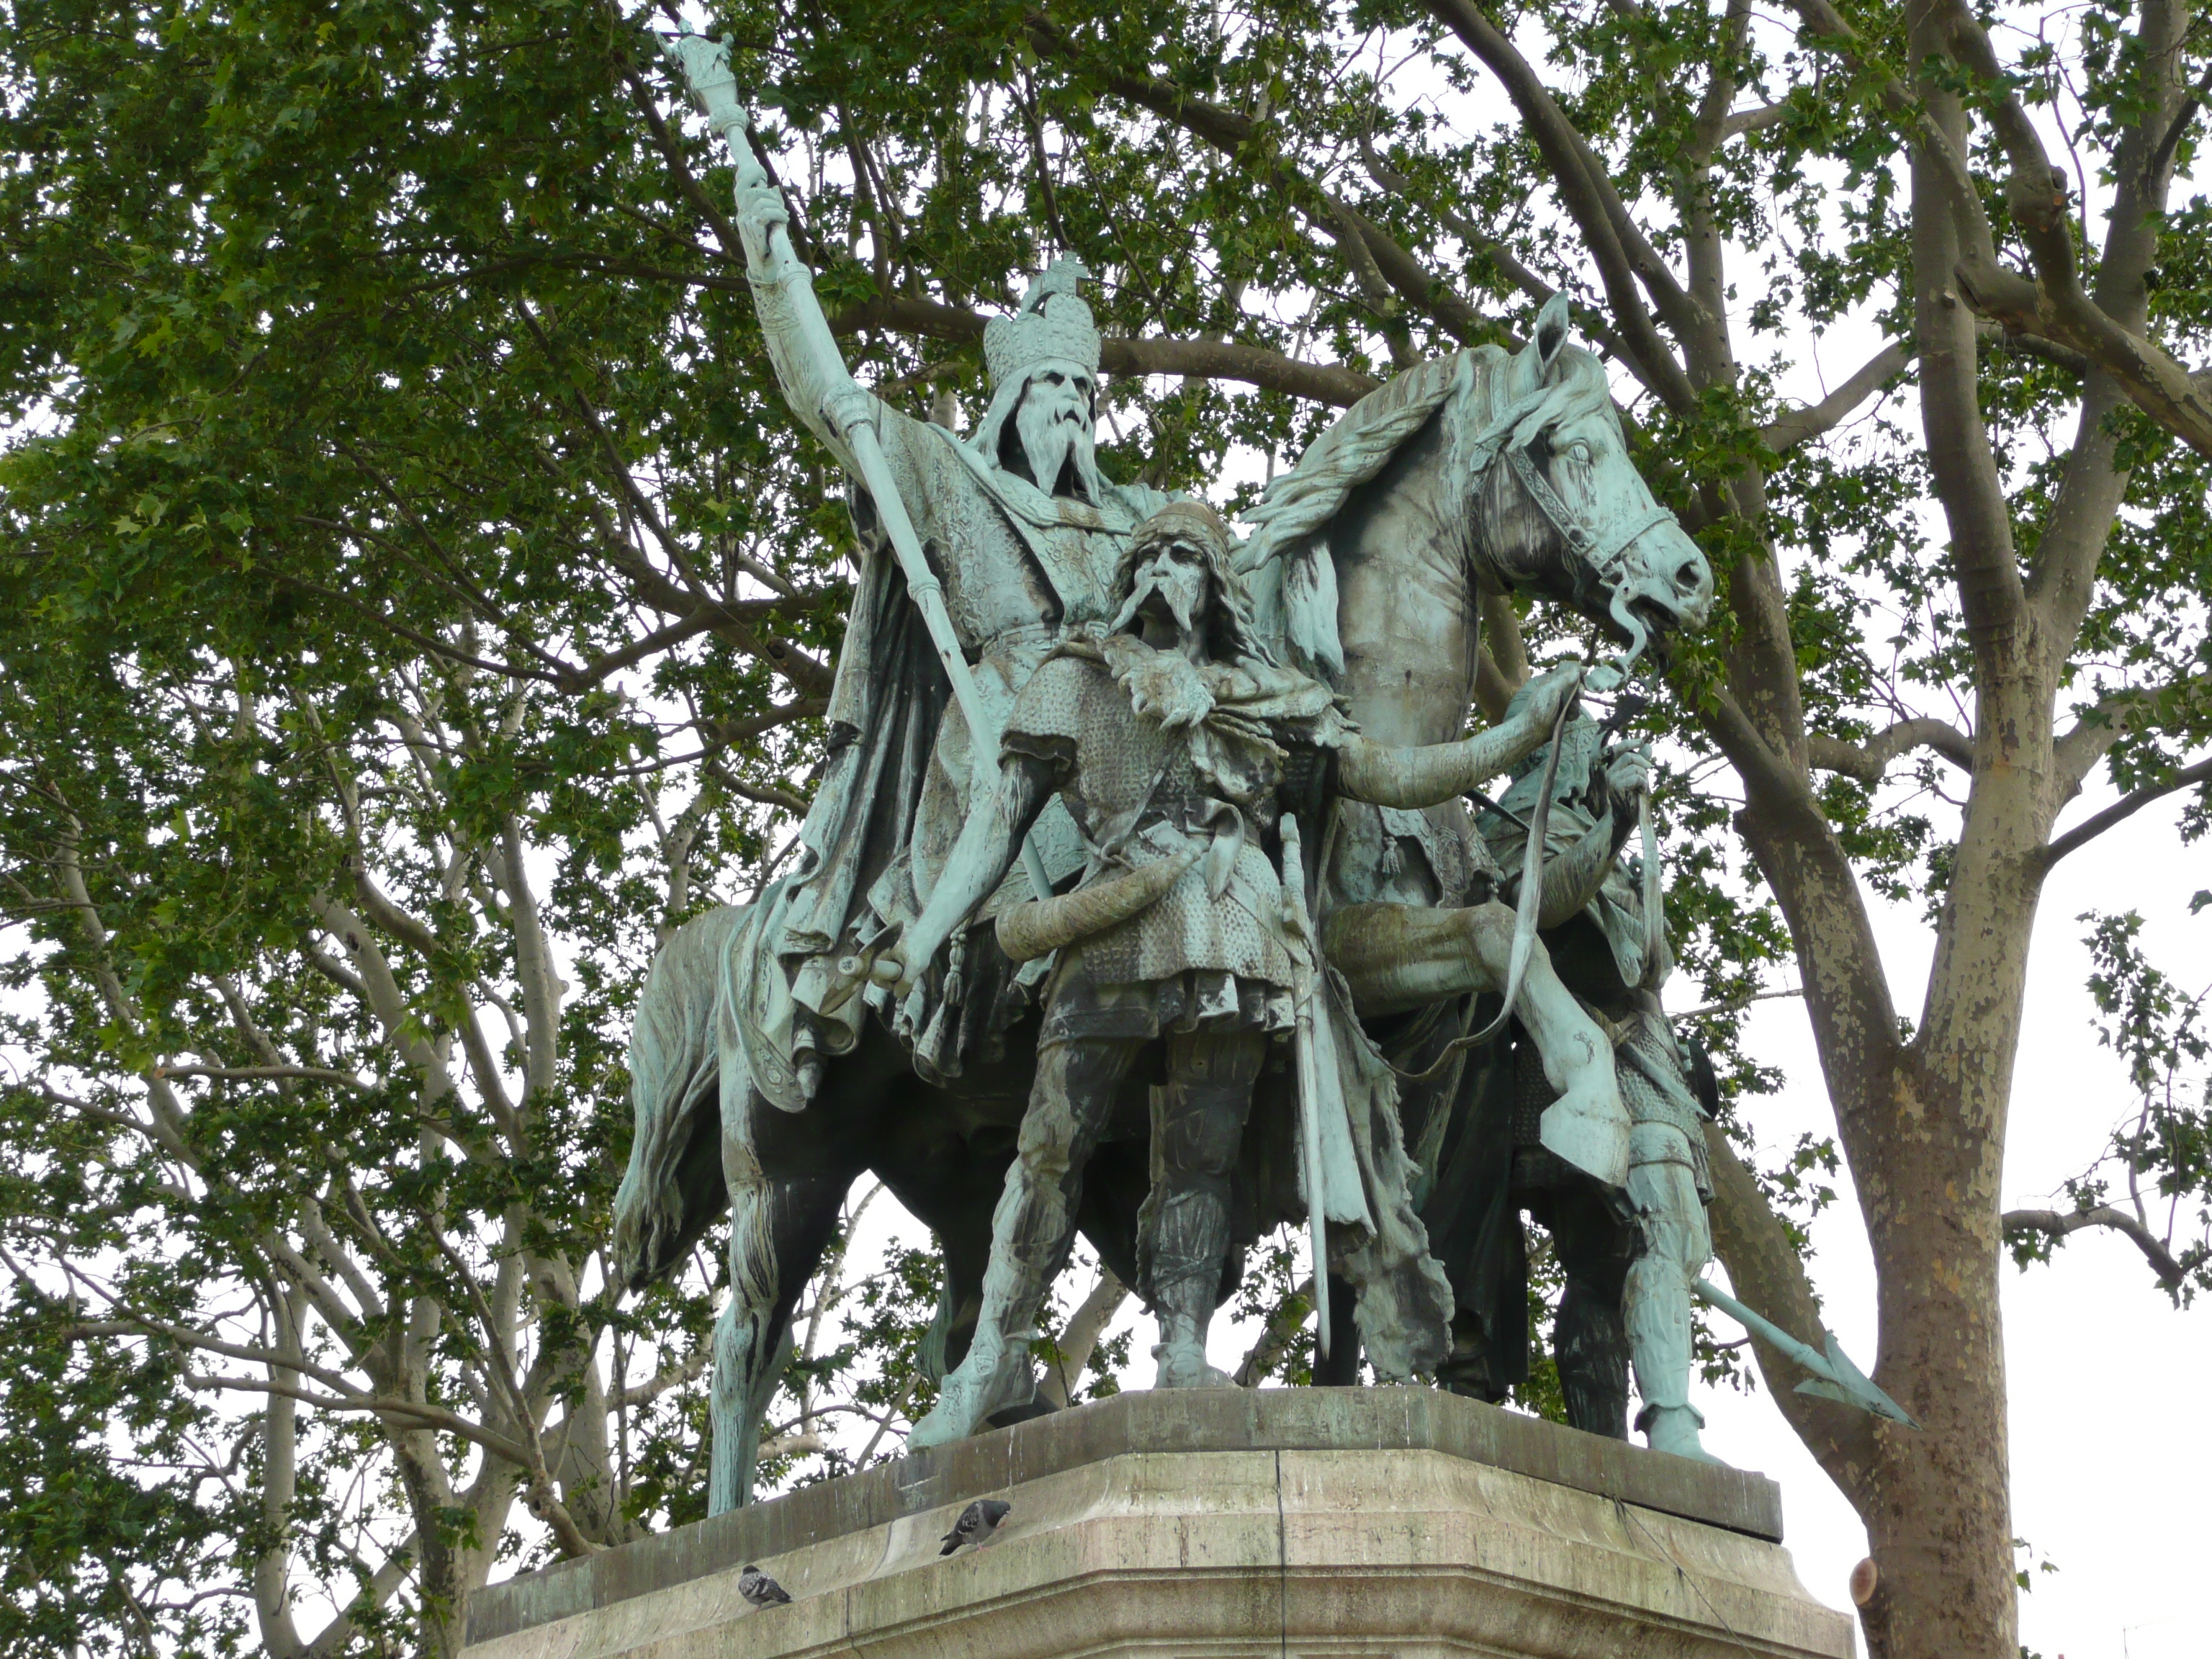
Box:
[1004,653,1298,1044]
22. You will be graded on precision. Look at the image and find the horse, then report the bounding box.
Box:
[1232,293,1713,1427]
[614,901,1167,1512]
[611,296,1712,1509]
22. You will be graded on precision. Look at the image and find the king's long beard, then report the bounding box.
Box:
[1013,397,1097,500]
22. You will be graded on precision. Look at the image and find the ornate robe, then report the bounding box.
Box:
[722,401,1174,1107]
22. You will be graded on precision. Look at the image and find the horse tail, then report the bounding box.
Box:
[613,904,747,1290]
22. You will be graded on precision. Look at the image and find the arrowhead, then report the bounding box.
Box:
[1796,1334,1919,1428]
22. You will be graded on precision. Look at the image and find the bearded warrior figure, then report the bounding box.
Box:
[729,146,1181,1092]
[880,503,1586,1446]
[1428,686,1719,1460]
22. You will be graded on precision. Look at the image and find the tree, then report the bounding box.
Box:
[5,1,2210,1657]
[0,3,845,1650]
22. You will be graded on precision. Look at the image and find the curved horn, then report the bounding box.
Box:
[996,847,1201,963]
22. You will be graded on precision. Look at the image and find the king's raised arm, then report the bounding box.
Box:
[664,32,883,475]
[653,32,1188,1103]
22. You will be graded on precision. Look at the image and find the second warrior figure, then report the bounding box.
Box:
[881,502,1584,1445]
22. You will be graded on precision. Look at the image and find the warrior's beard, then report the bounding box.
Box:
[1110,559,1206,640]
[1013,395,1098,500]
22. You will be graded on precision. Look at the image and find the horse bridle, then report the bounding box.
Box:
[1461,384,1677,607]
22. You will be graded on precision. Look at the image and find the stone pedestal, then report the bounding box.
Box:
[463,1388,1853,1659]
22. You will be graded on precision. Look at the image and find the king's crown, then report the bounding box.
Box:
[984,257,1101,387]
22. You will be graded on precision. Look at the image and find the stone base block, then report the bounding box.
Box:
[464,1389,1852,1659]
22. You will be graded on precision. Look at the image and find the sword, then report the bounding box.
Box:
[1277,812,1331,1360]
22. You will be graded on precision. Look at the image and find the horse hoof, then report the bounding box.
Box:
[909,1352,1033,1449]
[906,1406,970,1452]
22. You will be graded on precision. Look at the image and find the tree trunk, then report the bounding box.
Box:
[1853,1057,2016,1659]
[390,1424,467,1659]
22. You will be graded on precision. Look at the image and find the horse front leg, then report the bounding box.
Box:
[1323,900,1629,1187]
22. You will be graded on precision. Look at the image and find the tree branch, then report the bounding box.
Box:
[1696,681,1910,1137]
[1037,1267,1128,1409]
[555,596,840,692]
[704,696,829,746]
[2004,1206,2185,1289]
[1023,13,1494,349]
[178,1372,539,1470]
[1420,0,1702,408]
[1353,135,1650,382]
[2042,755,2212,866]
[1722,102,1793,140]
[301,1536,417,1659]
[614,1342,709,1408]
[1674,986,1806,1020]
[1761,341,1910,453]
[1777,0,1997,263]
[1808,717,1974,783]
[152,1064,373,1090]
[704,755,807,814]
[1954,264,2212,462]
[829,294,1381,407]
[1696,681,1811,806]
[1322,194,1421,369]
[1234,1277,1316,1386]
[1938,0,2212,460]
[1982,325,2091,377]
[2052,677,2212,793]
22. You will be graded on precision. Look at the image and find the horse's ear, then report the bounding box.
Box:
[1533,293,1573,374]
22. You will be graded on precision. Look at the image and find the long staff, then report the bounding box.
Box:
[665,32,1056,907]
[1692,1278,1917,1426]
[1277,812,1331,1360]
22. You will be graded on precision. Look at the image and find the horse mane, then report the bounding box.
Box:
[1235,349,1497,576]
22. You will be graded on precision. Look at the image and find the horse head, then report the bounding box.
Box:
[1461,295,1712,670]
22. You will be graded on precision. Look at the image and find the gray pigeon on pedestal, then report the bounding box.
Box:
[939,1498,1011,1555]
[737,1564,791,1607]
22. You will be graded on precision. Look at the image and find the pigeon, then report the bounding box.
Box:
[939,1497,1011,1555]
[737,1564,791,1608]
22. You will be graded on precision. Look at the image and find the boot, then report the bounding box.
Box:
[1151,1279,1236,1388]
[1625,1252,1717,1462]
[1624,1125,1719,1463]
[1637,1400,1711,1460]
[908,1170,1061,1449]
[1145,1190,1236,1389]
